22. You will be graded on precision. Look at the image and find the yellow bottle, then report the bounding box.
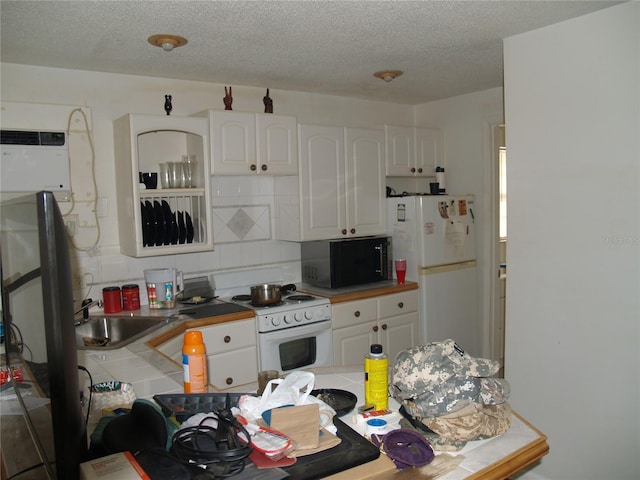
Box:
[182,331,208,393]
[364,344,388,410]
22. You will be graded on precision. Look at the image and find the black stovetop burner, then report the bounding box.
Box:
[287,294,315,302]
[231,294,251,301]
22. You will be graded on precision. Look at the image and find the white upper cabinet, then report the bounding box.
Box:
[385,125,443,177]
[198,110,297,175]
[344,127,386,237]
[256,114,298,174]
[113,114,213,257]
[275,125,385,241]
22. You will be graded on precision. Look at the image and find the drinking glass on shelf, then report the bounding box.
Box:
[395,259,407,285]
[182,154,196,188]
[159,163,170,189]
[168,162,184,188]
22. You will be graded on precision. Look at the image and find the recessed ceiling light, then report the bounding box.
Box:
[374,70,403,82]
[147,34,188,52]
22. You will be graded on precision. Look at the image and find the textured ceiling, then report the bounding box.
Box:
[0,1,620,105]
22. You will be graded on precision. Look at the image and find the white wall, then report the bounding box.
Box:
[415,88,504,359]
[504,3,639,479]
[0,64,413,301]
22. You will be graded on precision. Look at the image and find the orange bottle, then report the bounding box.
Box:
[182,331,208,393]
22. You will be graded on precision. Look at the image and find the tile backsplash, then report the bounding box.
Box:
[71,175,301,306]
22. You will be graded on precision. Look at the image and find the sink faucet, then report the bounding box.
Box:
[74,298,102,322]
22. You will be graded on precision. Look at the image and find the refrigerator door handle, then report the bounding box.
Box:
[419,260,477,275]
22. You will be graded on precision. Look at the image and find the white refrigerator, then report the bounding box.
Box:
[387,195,480,355]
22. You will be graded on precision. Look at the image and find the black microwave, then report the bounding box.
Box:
[301,236,392,288]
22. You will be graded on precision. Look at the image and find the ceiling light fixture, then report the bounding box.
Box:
[147,34,188,52]
[374,70,403,82]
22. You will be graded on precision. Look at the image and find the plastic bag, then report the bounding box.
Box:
[239,371,335,424]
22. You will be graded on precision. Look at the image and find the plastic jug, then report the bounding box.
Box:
[144,268,183,309]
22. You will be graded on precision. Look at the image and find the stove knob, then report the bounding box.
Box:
[294,312,303,322]
[283,314,292,324]
[269,316,280,327]
[304,311,313,320]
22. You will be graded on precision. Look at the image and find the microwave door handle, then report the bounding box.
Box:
[375,244,383,274]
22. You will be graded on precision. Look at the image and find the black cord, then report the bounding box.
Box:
[6,461,45,480]
[169,409,252,477]
[77,365,93,427]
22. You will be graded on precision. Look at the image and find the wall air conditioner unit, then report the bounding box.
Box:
[1,130,71,201]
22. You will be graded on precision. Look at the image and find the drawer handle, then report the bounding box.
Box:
[224,335,231,343]
[372,325,379,332]
[381,324,388,330]
[398,302,404,309]
[226,377,233,385]
[354,311,361,317]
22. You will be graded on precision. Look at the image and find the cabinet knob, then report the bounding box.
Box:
[417,168,423,173]
[350,228,356,234]
[398,302,404,309]
[224,335,231,343]
[354,311,360,318]
[372,325,379,332]
[341,229,347,235]
[381,324,388,330]
[250,164,257,171]
[261,164,268,171]
[411,167,416,173]
[226,377,233,385]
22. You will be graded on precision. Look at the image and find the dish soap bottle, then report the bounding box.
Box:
[364,344,388,410]
[183,331,208,393]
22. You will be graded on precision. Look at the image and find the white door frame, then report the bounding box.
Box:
[482,114,504,362]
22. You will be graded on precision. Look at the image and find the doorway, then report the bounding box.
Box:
[494,124,506,368]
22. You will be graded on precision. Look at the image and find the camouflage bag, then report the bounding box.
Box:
[391,339,510,419]
[423,401,512,442]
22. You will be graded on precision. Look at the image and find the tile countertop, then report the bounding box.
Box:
[223,366,548,480]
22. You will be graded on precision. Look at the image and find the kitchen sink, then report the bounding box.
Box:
[76,315,171,350]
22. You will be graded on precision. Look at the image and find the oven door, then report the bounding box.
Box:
[258,320,333,372]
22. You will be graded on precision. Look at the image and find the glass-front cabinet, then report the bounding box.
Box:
[113,114,213,257]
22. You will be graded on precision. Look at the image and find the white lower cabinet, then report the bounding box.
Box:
[157,318,258,388]
[332,290,418,366]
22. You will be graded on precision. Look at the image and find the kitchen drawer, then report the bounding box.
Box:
[332,298,377,329]
[196,319,256,355]
[207,346,258,388]
[377,291,418,318]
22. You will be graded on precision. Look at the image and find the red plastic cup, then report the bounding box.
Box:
[395,259,407,285]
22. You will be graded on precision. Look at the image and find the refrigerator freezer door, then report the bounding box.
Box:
[419,260,479,355]
[416,195,476,267]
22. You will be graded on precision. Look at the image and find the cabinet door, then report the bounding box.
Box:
[210,111,256,174]
[333,322,377,366]
[345,128,386,237]
[113,114,213,257]
[256,114,298,174]
[380,312,419,362]
[299,124,346,240]
[384,125,414,176]
[415,127,443,176]
[207,346,259,388]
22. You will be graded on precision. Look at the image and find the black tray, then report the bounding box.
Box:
[153,393,380,478]
[153,392,254,422]
[282,416,380,479]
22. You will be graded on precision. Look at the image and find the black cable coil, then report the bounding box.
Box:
[170,407,252,478]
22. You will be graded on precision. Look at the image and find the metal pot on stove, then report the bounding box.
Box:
[250,283,296,306]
